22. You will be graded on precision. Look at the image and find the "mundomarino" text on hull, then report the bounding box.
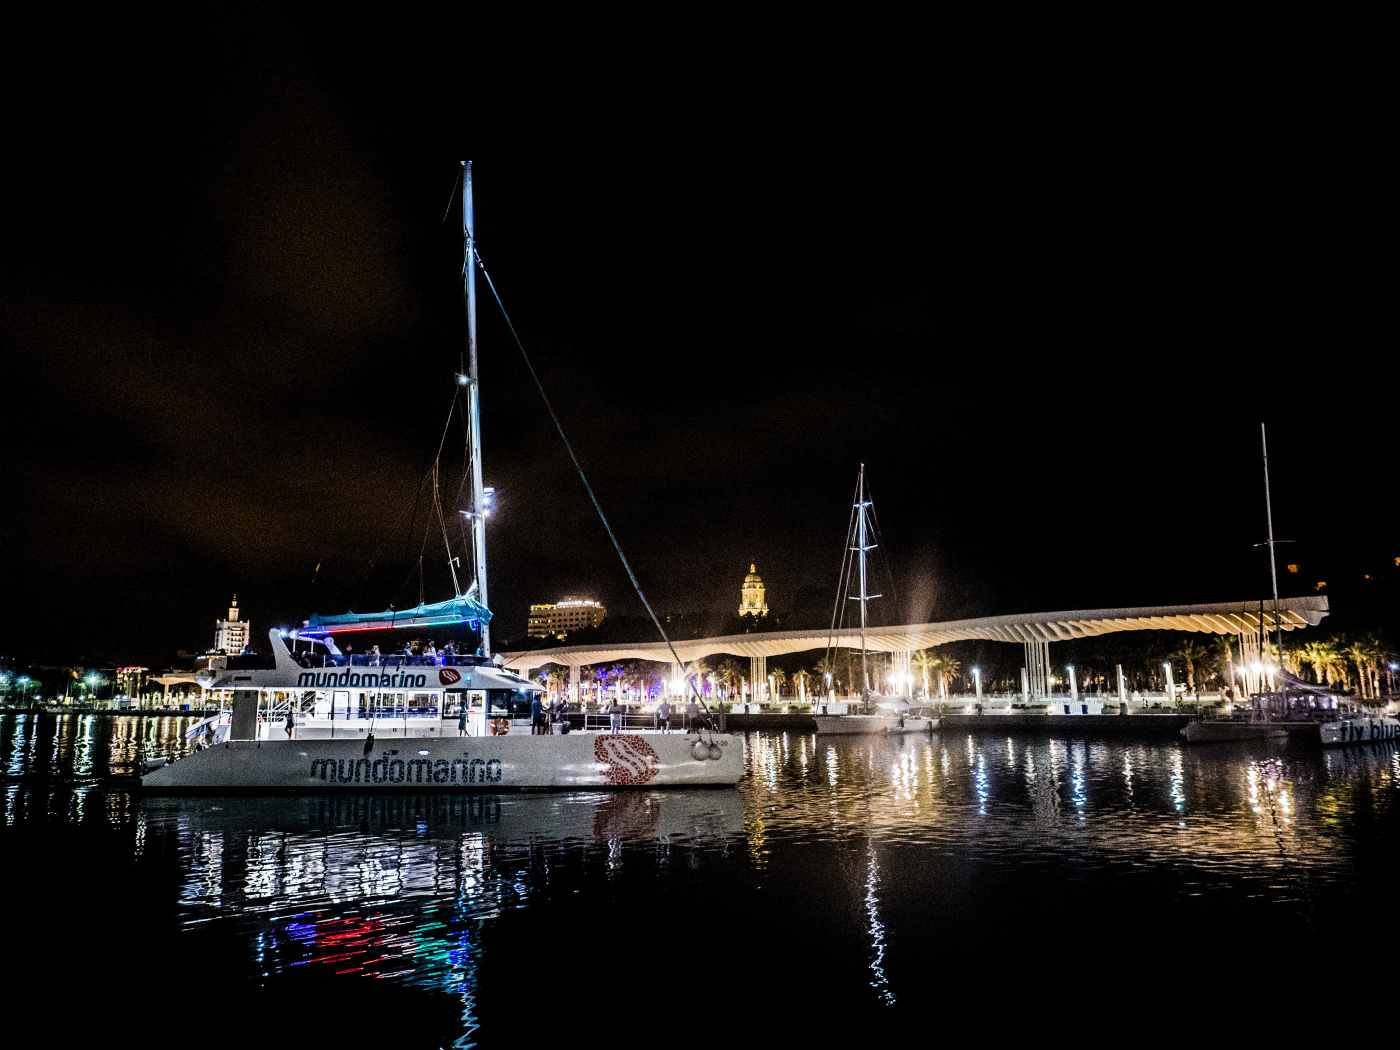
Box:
[310,753,503,785]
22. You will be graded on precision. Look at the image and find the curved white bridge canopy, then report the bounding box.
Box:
[501,596,1329,673]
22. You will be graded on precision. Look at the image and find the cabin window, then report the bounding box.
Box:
[487,690,534,719]
[370,692,400,713]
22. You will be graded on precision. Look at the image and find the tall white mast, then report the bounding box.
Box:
[854,464,873,697]
[1260,422,1282,658]
[463,161,490,656]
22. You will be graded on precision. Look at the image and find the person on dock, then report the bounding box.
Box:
[657,699,673,733]
[686,698,700,734]
[530,693,544,735]
[458,701,469,737]
[285,709,295,740]
[608,699,624,735]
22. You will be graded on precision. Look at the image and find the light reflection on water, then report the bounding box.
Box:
[2,713,1399,1042]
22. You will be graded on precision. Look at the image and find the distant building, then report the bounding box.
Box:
[115,666,148,697]
[739,562,769,618]
[527,597,606,640]
[214,595,251,654]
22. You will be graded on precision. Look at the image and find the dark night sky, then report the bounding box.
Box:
[3,8,1394,666]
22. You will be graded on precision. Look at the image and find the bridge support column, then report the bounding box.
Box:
[749,655,767,704]
[891,651,912,695]
[1023,640,1051,700]
[1238,631,1261,695]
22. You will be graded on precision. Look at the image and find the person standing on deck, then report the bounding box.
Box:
[285,709,295,740]
[530,693,544,735]
[657,699,673,733]
[608,699,624,735]
[686,698,701,734]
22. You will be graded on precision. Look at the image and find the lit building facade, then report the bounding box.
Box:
[527,597,606,640]
[115,666,149,697]
[739,563,769,618]
[214,595,251,654]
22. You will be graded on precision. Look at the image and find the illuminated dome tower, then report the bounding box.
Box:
[738,563,769,618]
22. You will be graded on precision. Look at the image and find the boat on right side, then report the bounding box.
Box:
[1184,421,1398,747]
[1183,672,1400,746]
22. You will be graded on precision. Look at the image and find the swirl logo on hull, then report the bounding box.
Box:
[438,668,461,686]
[594,735,660,785]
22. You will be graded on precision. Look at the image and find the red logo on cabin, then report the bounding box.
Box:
[594,735,660,786]
[438,668,462,685]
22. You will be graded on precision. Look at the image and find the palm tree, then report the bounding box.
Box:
[934,654,961,696]
[1300,639,1341,687]
[685,658,708,694]
[770,666,787,700]
[912,649,936,700]
[792,668,810,703]
[713,657,740,701]
[1173,639,1209,694]
[1212,636,1237,697]
[814,655,839,695]
[1345,638,1375,700]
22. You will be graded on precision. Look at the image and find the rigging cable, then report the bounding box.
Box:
[865,480,900,625]
[825,472,862,674]
[473,248,719,736]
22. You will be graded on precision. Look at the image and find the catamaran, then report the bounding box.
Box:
[143,162,745,790]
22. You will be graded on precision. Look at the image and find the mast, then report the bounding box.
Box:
[463,161,490,656]
[855,464,871,697]
[1261,422,1282,660]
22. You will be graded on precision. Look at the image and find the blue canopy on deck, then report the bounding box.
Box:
[303,593,493,633]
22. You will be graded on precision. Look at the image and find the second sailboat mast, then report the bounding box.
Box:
[855,464,871,696]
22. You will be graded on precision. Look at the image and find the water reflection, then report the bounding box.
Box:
[4,714,1400,1040]
[863,839,895,1006]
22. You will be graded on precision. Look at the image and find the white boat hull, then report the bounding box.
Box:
[1182,721,1288,743]
[142,732,745,791]
[1319,716,1400,747]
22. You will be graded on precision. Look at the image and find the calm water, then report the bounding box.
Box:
[3,712,1398,1046]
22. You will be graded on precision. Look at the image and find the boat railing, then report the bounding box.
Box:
[579,712,700,734]
[290,653,496,670]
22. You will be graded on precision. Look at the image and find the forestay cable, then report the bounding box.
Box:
[473,248,717,733]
